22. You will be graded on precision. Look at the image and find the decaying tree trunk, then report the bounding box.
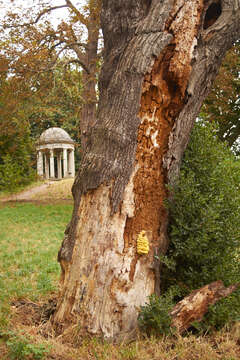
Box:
[53,0,240,340]
[170,281,240,333]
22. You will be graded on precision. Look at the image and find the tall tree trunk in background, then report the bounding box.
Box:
[80,36,98,145]
[79,7,100,148]
[53,0,240,340]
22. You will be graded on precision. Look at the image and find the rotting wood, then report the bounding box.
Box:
[170,281,240,333]
[123,0,204,290]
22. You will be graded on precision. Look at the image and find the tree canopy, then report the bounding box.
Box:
[0,0,101,142]
[0,49,83,190]
[201,42,240,151]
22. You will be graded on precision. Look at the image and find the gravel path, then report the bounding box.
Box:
[0,182,55,202]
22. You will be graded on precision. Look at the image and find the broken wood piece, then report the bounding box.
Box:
[170,280,240,333]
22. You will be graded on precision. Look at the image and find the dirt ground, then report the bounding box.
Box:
[0,179,74,204]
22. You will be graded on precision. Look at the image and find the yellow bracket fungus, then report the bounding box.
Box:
[137,230,149,255]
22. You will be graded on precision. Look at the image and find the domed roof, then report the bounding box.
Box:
[38,127,74,145]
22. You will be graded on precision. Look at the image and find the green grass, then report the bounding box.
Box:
[0,202,73,328]
[0,201,240,359]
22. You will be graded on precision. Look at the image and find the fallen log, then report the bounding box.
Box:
[170,280,240,333]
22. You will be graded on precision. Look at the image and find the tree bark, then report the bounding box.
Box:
[79,9,100,148]
[53,0,240,340]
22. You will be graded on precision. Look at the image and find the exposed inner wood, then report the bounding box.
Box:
[171,281,240,333]
[124,0,203,283]
[53,180,155,338]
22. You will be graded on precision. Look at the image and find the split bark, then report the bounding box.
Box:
[53,0,240,340]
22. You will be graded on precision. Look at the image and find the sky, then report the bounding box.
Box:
[0,0,85,29]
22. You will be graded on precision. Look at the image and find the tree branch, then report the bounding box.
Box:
[63,59,90,74]
[50,41,88,52]
[65,0,89,27]
[50,43,89,70]
[34,5,68,24]
[4,5,69,28]
[170,281,240,333]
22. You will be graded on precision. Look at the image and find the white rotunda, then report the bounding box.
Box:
[36,127,75,179]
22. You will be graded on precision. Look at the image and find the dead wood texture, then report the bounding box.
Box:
[171,281,240,333]
[54,0,240,340]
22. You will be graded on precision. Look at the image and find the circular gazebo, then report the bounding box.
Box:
[36,127,75,180]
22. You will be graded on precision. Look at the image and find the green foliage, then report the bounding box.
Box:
[198,288,240,332]
[201,42,240,151]
[0,73,36,192]
[0,55,82,190]
[0,155,22,193]
[163,120,240,331]
[28,63,82,168]
[0,154,35,193]
[138,293,174,336]
[28,64,82,143]
[154,253,176,272]
[1,331,50,360]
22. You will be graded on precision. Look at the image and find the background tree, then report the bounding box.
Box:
[0,57,35,191]
[0,46,83,190]
[1,0,101,145]
[27,62,83,169]
[201,41,240,151]
[52,0,240,341]
[28,63,82,143]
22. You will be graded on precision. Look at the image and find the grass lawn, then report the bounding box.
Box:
[0,202,73,328]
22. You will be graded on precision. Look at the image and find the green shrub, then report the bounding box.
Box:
[198,288,240,331]
[0,154,35,193]
[162,120,240,331]
[0,114,36,193]
[138,293,174,336]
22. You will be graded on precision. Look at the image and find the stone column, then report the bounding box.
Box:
[37,151,43,177]
[63,148,67,178]
[50,149,55,179]
[57,152,62,180]
[69,149,75,178]
[44,153,49,179]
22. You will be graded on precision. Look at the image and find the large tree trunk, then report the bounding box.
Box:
[53,0,240,340]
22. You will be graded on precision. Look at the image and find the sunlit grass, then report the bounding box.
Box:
[0,202,73,328]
